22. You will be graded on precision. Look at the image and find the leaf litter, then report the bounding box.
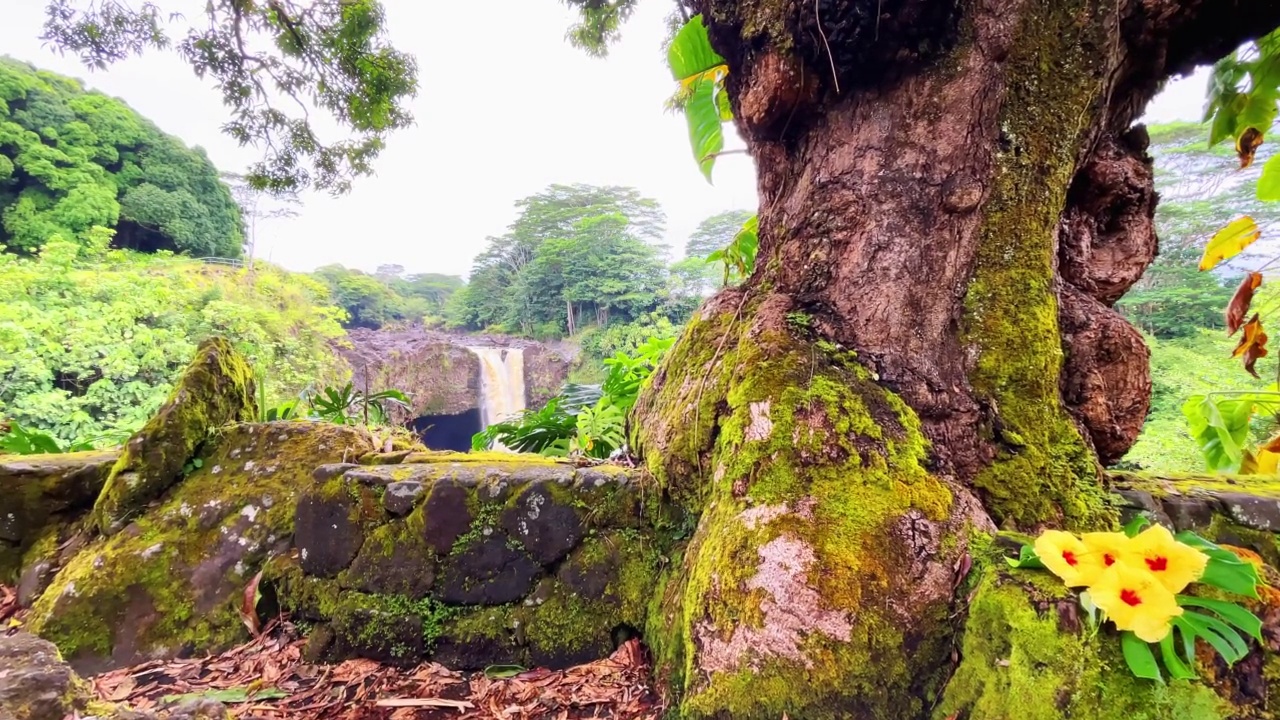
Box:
[0,585,664,720]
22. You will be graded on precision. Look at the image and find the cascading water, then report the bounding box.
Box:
[469,347,527,449]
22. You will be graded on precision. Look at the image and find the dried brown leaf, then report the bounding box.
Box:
[1227,272,1264,336]
[1239,127,1265,168]
[1234,313,1270,378]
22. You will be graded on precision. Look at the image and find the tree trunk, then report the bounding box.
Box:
[630,0,1280,717]
[567,298,576,336]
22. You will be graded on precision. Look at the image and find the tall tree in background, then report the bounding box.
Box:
[684,208,753,257]
[36,0,1280,716]
[450,184,668,334]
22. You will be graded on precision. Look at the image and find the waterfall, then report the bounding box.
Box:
[469,347,527,433]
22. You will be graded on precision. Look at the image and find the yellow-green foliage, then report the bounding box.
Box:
[939,570,1229,720]
[0,242,350,447]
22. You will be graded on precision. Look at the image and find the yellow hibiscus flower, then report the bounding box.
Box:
[1081,531,1135,572]
[1034,530,1092,587]
[1090,562,1183,643]
[1127,524,1208,594]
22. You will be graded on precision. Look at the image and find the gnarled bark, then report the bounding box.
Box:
[632,0,1280,717]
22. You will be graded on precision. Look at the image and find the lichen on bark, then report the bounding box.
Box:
[634,293,988,718]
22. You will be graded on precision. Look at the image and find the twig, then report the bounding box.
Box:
[815,0,840,94]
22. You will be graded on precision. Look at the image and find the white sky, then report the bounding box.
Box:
[0,0,1209,278]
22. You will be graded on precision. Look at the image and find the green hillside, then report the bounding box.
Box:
[0,57,242,257]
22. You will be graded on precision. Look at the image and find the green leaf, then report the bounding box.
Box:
[1121,632,1162,681]
[160,687,287,705]
[682,73,727,182]
[1199,557,1260,598]
[1159,631,1199,680]
[666,15,725,82]
[1005,544,1046,569]
[1178,596,1263,642]
[1178,611,1250,665]
[1259,154,1280,203]
[1123,515,1151,538]
[483,664,527,679]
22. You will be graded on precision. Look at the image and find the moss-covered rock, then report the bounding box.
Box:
[0,450,117,583]
[939,565,1240,719]
[26,422,369,673]
[92,338,257,535]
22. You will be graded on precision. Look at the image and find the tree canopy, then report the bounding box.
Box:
[0,56,243,257]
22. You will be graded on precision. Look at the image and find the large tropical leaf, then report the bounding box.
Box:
[667,15,730,182]
[667,15,725,83]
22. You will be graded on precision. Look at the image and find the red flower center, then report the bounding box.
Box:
[1104,554,1116,567]
[1120,589,1142,607]
[1062,551,1078,567]
[1145,556,1168,572]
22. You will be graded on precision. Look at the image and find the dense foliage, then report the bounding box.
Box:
[1120,117,1280,472]
[0,236,349,447]
[312,263,463,329]
[0,57,243,257]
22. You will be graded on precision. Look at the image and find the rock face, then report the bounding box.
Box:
[0,451,117,584]
[276,452,665,670]
[92,338,257,535]
[24,421,371,674]
[339,328,572,419]
[0,632,226,720]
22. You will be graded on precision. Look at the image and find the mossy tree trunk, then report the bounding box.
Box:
[631,1,1280,717]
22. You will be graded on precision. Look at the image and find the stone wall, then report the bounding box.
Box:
[273,451,671,669]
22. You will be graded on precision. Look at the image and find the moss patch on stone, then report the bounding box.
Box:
[27,422,368,671]
[91,338,258,535]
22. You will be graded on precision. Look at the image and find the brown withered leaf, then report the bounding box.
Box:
[1233,313,1269,378]
[239,570,263,637]
[1239,127,1265,169]
[1227,272,1264,336]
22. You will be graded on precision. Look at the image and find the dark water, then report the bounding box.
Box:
[410,408,482,452]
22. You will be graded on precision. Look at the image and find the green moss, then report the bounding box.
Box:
[962,1,1116,531]
[636,308,965,718]
[938,571,1229,720]
[28,422,368,663]
[92,338,258,534]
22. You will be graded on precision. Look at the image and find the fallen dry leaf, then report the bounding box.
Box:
[60,614,665,720]
[1233,313,1270,378]
[1227,272,1264,336]
[239,570,264,638]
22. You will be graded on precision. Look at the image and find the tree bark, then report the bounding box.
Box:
[630,0,1280,717]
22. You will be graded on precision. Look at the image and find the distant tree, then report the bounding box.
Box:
[455,184,668,335]
[685,209,753,258]
[220,172,301,265]
[1117,248,1236,338]
[375,264,405,280]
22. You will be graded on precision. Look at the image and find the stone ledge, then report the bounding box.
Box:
[281,456,663,670]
